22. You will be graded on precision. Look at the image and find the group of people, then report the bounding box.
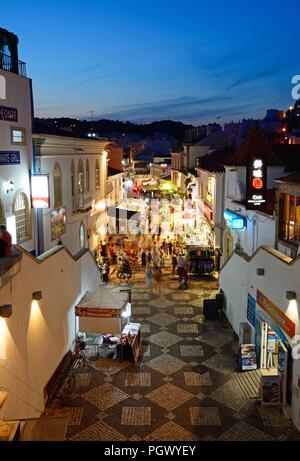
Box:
[0,225,12,258]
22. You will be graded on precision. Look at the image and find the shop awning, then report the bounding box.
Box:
[75,285,130,335]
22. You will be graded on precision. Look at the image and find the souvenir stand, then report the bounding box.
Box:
[186,245,218,277]
[75,284,141,362]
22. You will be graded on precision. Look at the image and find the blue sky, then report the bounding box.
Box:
[3,0,300,124]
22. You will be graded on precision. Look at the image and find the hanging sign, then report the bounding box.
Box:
[256,289,296,338]
[246,157,267,209]
[224,209,246,230]
[31,175,50,208]
[247,293,256,327]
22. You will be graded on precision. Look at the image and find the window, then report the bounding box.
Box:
[279,193,300,241]
[11,127,26,145]
[53,162,63,209]
[71,160,76,211]
[86,159,90,191]
[79,222,86,250]
[13,192,30,243]
[78,159,84,193]
[95,159,100,190]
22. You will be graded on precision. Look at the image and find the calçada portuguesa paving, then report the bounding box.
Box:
[44,266,300,441]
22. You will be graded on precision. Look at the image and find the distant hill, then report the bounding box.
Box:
[34,117,194,144]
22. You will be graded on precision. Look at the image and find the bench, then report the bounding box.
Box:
[44,351,74,402]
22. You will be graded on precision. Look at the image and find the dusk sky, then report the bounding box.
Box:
[3,0,300,124]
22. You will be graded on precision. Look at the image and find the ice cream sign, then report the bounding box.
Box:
[224,209,246,230]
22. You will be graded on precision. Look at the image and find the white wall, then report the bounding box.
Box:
[0,69,34,252]
[220,246,300,431]
[0,247,100,420]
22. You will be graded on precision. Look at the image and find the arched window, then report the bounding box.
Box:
[95,159,100,190]
[0,199,5,224]
[13,192,30,243]
[78,159,84,193]
[0,75,6,100]
[86,159,90,192]
[53,162,63,209]
[79,222,86,250]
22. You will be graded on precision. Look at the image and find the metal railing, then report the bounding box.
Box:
[0,51,27,77]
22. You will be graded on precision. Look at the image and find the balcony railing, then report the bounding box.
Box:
[0,52,27,77]
[77,192,93,212]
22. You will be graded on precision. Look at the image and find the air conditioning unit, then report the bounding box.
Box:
[239,322,252,344]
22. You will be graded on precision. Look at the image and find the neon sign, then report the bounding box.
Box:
[224,210,246,230]
[247,157,266,209]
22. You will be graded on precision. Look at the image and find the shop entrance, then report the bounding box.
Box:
[256,315,293,408]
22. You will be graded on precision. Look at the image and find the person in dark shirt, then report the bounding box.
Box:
[0,225,12,256]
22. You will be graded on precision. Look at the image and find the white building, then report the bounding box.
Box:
[220,245,300,431]
[0,27,35,253]
[33,133,109,255]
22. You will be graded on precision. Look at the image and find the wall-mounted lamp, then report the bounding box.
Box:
[286,290,296,301]
[32,291,43,301]
[0,305,12,318]
[256,268,265,276]
[6,181,15,194]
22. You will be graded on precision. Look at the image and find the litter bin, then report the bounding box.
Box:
[203,299,219,320]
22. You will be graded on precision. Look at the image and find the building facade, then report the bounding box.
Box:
[33,134,109,255]
[0,27,35,253]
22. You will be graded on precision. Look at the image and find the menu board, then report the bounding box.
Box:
[240,344,257,371]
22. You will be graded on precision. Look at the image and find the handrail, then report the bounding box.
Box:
[0,51,26,77]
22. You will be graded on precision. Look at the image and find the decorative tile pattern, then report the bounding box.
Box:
[148,331,182,348]
[196,331,231,348]
[75,373,91,388]
[209,379,249,411]
[184,371,212,386]
[259,407,291,427]
[121,407,151,426]
[146,384,193,411]
[145,421,199,441]
[174,307,194,315]
[83,384,129,410]
[148,312,178,327]
[190,407,221,426]
[70,420,126,441]
[177,324,199,334]
[125,372,151,387]
[201,353,236,376]
[133,307,151,315]
[146,354,186,375]
[172,293,191,301]
[219,422,275,441]
[180,345,204,357]
[141,324,151,334]
[89,358,129,375]
[192,314,205,324]
[140,342,151,357]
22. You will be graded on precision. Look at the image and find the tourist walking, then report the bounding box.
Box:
[145,265,153,288]
[141,249,147,268]
[171,251,178,276]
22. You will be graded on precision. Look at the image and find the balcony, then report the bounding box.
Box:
[0,52,26,77]
[77,192,93,212]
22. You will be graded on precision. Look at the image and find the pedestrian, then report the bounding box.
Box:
[147,250,152,264]
[177,253,186,279]
[0,225,12,256]
[168,240,173,256]
[145,265,153,288]
[172,251,178,276]
[141,249,147,268]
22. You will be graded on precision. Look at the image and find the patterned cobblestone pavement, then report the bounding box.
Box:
[44,268,300,441]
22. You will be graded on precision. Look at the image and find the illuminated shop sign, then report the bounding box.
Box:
[246,157,267,209]
[0,151,20,165]
[31,175,50,208]
[50,207,66,241]
[224,210,246,230]
[0,105,18,122]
